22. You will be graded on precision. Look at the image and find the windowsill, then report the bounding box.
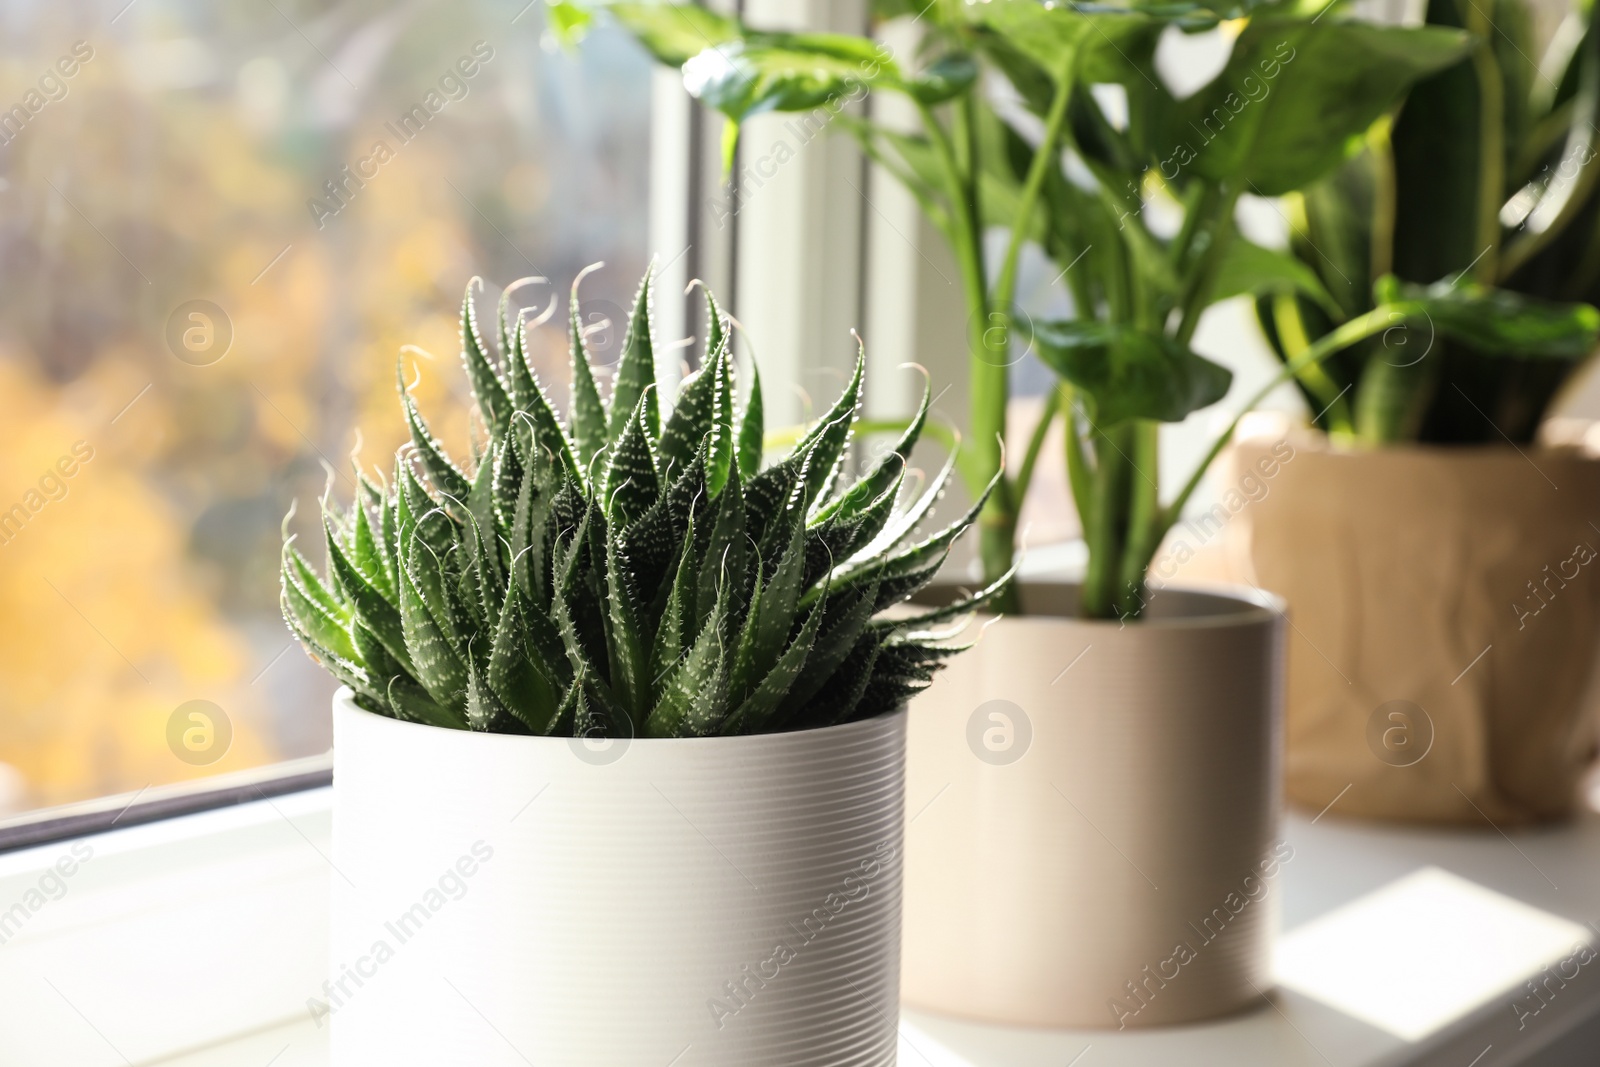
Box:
[4,783,1598,1066]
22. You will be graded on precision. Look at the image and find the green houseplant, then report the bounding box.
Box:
[551,0,1548,1030]
[295,270,991,1065]
[560,0,1482,621]
[1230,0,1600,825]
[1258,0,1600,443]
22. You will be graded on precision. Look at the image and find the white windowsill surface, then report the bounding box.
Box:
[3,784,1598,1067]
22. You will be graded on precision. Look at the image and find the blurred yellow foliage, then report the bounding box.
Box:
[0,359,269,810]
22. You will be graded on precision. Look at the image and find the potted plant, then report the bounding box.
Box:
[1235,0,1600,825]
[280,269,998,1064]
[573,0,1480,1029]
[566,0,1481,1031]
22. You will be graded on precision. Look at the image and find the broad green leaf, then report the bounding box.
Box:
[1172,19,1474,196]
[1388,0,1483,284]
[1378,274,1600,359]
[608,2,739,66]
[905,52,978,104]
[976,1,1140,82]
[681,34,900,165]
[685,34,897,122]
[1213,237,1341,317]
[1033,321,1233,424]
[546,0,595,47]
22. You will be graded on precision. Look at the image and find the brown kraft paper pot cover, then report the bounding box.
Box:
[1227,431,1600,824]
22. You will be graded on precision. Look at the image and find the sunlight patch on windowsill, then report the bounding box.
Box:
[1274,866,1593,1042]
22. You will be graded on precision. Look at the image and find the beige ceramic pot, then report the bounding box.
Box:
[901,580,1286,1029]
[1227,430,1600,824]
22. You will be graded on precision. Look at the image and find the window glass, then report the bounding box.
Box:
[0,0,652,814]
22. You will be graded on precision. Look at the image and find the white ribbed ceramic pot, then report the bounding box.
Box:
[329,690,905,1066]
[902,581,1285,1029]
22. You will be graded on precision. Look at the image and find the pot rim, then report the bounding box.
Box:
[1239,426,1600,463]
[921,576,1285,630]
[331,687,908,746]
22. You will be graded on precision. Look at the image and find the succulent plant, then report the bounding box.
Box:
[281,268,1004,737]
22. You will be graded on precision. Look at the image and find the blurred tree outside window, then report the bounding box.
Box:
[0,0,652,814]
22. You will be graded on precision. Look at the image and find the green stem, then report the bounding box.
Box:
[1114,420,1161,619]
[921,96,1018,606]
[1080,421,1133,619]
[960,95,1022,599]
[1271,293,1354,435]
[1014,387,1061,507]
[980,72,1074,594]
[1060,384,1093,527]
[992,66,1074,318]
[1169,181,1219,275]
[917,100,994,497]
